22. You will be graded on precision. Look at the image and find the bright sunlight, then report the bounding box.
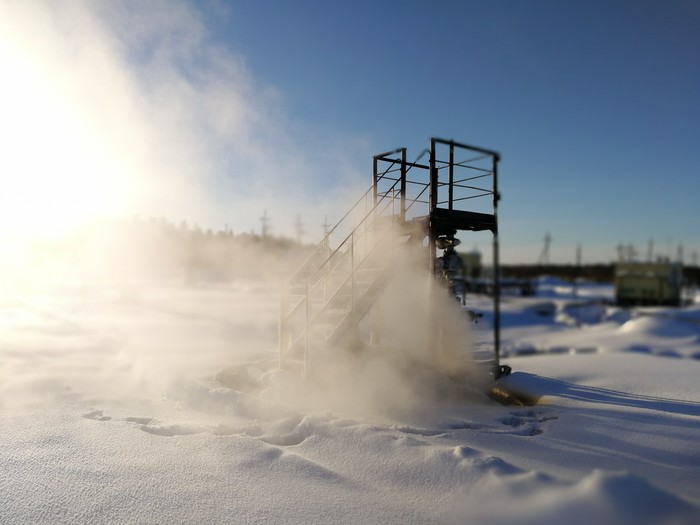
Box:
[0,12,133,240]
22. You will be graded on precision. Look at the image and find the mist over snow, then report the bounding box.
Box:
[2,266,700,524]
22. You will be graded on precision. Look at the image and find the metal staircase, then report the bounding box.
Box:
[279,138,502,379]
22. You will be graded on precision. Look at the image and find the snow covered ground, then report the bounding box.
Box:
[2,277,700,524]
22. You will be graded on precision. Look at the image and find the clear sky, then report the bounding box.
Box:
[1,0,698,264]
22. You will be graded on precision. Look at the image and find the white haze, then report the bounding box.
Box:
[2,278,700,524]
[0,0,377,411]
[254,240,484,424]
[0,0,367,244]
[0,211,478,427]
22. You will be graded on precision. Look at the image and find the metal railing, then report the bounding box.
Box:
[279,138,502,376]
[279,171,420,376]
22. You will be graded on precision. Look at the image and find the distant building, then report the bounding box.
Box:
[462,250,536,296]
[615,261,683,306]
[461,250,482,279]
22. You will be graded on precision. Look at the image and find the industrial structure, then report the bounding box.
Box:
[615,261,684,306]
[279,138,508,384]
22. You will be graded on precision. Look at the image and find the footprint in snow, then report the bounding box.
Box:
[124,416,154,425]
[139,423,209,437]
[259,417,317,446]
[395,420,486,437]
[83,411,158,426]
[82,409,112,421]
[82,409,248,438]
[498,410,558,436]
[452,446,524,475]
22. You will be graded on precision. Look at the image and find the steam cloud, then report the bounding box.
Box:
[0,1,483,424]
[0,0,366,242]
[245,234,483,424]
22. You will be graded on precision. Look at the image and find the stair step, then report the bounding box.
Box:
[281,186,414,370]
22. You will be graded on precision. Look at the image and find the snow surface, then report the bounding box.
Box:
[2,278,700,524]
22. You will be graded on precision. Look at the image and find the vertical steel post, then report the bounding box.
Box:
[400,147,407,222]
[350,231,355,312]
[429,138,438,268]
[372,156,378,209]
[371,156,377,259]
[279,288,287,370]
[492,154,501,368]
[448,143,454,210]
[304,282,309,379]
[428,139,439,364]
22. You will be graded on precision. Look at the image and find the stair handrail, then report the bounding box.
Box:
[282,209,408,358]
[280,175,403,333]
[280,149,434,367]
[285,184,373,287]
[304,187,398,285]
[281,185,401,326]
[286,158,407,279]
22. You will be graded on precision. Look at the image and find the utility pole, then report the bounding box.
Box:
[538,233,551,265]
[616,242,625,262]
[260,209,271,239]
[321,216,330,244]
[294,214,305,245]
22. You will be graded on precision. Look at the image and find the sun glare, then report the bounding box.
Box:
[0,17,132,242]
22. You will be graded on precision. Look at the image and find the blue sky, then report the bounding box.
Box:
[210,0,700,264]
[1,0,698,264]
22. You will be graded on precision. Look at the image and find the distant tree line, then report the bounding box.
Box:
[502,264,700,284]
[41,216,314,284]
[33,217,700,287]
[502,264,615,282]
